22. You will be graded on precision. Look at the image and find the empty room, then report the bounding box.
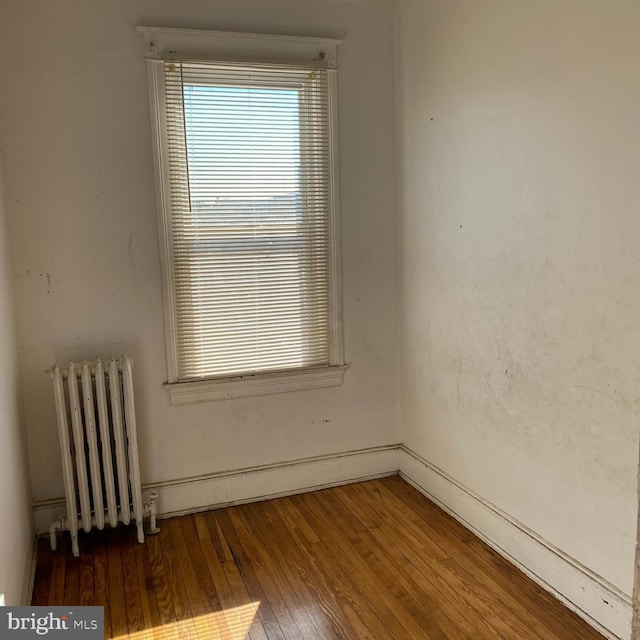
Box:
[0,0,638,639]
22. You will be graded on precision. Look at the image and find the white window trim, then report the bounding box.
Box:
[167,365,349,405]
[140,27,346,402]
[137,27,340,69]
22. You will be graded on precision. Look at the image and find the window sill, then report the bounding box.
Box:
[166,365,348,405]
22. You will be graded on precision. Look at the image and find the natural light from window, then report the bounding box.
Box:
[113,601,260,639]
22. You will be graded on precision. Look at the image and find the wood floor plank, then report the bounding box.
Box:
[338,489,472,639]
[335,483,382,530]
[157,523,202,640]
[253,499,358,640]
[293,490,427,640]
[331,487,462,640]
[107,529,129,639]
[31,538,52,605]
[193,514,210,542]
[207,514,235,565]
[121,537,144,636]
[343,480,520,640]
[383,476,605,640]
[215,508,289,640]
[329,481,546,640]
[232,504,327,640]
[167,516,227,639]
[296,489,451,640]
[203,511,271,640]
[372,479,565,640]
[277,498,321,544]
[180,515,235,640]
[93,539,112,639]
[30,479,605,640]
[63,551,80,606]
[48,536,68,606]
[133,534,165,640]
[198,519,263,640]
[147,533,177,629]
[269,497,386,640]
[227,507,306,639]
[157,522,197,638]
[245,500,344,640]
[78,559,94,607]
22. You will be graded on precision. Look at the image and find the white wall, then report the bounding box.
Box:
[0,151,34,605]
[397,1,640,638]
[0,0,399,518]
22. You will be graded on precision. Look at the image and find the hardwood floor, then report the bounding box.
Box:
[31,477,604,639]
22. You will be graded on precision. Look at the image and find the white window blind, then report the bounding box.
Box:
[162,61,336,381]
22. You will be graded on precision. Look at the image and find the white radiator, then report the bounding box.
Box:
[49,355,158,556]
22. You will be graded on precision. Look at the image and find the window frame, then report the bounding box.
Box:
[140,27,346,403]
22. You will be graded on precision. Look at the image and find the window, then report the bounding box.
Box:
[140,28,345,403]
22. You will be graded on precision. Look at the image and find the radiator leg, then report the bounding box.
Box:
[71,533,79,558]
[136,520,144,544]
[49,521,60,551]
[147,491,160,535]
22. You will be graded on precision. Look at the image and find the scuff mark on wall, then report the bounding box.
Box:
[492,332,502,359]
[574,385,613,399]
[128,232,136,275]
[39,272,56,294]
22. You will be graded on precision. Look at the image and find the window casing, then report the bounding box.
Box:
[141,28,345,403]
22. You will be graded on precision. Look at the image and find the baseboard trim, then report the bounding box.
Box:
[33,444,401,534]
[155,469,399,520]
[399,445,631,640]
[21,536,37,606]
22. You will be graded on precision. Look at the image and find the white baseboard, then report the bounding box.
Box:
[20,537,37,606]
[399,445,632,640]
[33,444,400,534]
